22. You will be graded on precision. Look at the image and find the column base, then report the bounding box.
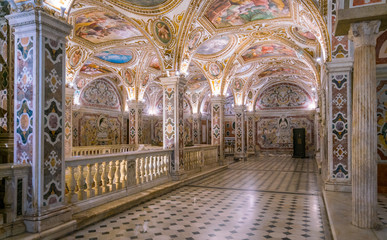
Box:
[24,205,72,233]
[234,154,247,162]
[325,181,352,192]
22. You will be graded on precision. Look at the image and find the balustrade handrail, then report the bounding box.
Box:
[183,145,219,151]
[0,163,30,178]
[66,149,173,166]
[71,144,137,156]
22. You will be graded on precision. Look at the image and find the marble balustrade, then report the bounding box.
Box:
[183,145,219,174]
[71,144,137,156]
[65,150,172,205]
[0,164,30,226]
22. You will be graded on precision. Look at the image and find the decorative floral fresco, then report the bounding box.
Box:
[376,30,387,65]
[80,61,111,76]
[205,0,290,28]
[80,78,121,110]
[242,43,296,61]
[257,115,314,152]
[196,35,230,55]
[73,112,122,146]
[75,11,142,44]
[94,49,133,64]
[377,80,387,161]
[256,83,312,110]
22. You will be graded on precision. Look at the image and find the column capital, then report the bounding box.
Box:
[246,111,255,117]
[6,9,72,37]
[192,113,202,118]
[234,105,245,113]
[349,20,381,48]
[210,95,226,104]
[160,75,187,87]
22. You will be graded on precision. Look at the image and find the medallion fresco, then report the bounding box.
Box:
[188,31,202,51]
[377,80,387,161]
[209,63,221,77]
[75,11,142,44]
[205,0,290,28]
[94,49,133,64]
[242,43,296,61]
[331,74,350,179]
[256,83,311,110]
[80,78,121,110]
[350,0,385,7]
[80,61,111,76]
[154,21,172,44]
[196,35,230,55]
[257,115,314,151]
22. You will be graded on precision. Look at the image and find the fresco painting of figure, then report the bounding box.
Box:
[206,0,290,28]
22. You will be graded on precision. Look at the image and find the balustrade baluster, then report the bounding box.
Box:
[127,160,136,186]
[144,157,149,182]
[156,155,160,178]
[115,160,122,189]
[93,163,101,196]
[77,165,86,200]
[101,162,108,193]
[108,161,116,192]
[121,160,127,188]
[135,158,140,185]
[140,157,145,184]
[66,166,77,203]
[85,164,94,198]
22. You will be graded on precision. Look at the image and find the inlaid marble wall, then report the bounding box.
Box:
[330,74,350,180]
[331,0,350,59]
[256,115,314,155]
[377,80,387,161]
[72,111,123,146]
[0,18,10,134]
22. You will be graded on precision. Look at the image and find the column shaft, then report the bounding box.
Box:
[246,112,255,155]
[192,113,201,145]
[349,20,380,229]
[64,88,74,158]
[211,96,225,161]
[234,106,246,160]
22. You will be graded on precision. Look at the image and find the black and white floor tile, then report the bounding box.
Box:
[62,156,328,240]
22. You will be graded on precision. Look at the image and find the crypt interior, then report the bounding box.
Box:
[0,0,387,239]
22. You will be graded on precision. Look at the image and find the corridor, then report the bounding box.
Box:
[62,155,331,240]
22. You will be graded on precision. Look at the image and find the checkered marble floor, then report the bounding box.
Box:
[62,155,329,240]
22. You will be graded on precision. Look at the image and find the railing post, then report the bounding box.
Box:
[85,164,95,199]
[127,160,136,187]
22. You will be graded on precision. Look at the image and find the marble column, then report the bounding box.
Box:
[349,20,380,229]
[234,105,246,160]
[128,101,142,147]
[192,113,201,145]
[64,88,74,158]
[161,76,186,179]
[7,10,72,232]
[211,96,225,162]
[246,112,255,156]
[138,103,144,144]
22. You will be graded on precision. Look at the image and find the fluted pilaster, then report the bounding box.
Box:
[349,20,380,229]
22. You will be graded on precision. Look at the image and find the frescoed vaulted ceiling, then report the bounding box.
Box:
[11,0,329,113]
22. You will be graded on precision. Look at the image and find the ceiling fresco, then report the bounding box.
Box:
[94,49,134,64]
[56,0,331,113]
[75,11,142,44]
[124,0,168,7]
[242,43,296,61]
[205,0,291,28]
[258,66,301,78]
[80,61,112,76]
[196,35,230,55]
